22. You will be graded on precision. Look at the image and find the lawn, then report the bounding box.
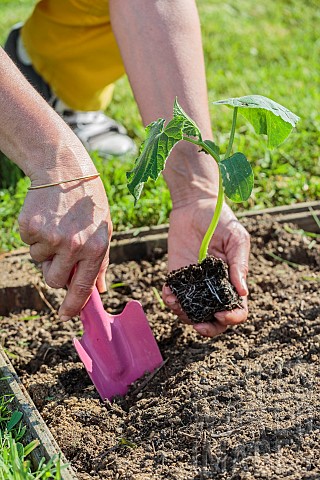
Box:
[0,385,62,477]
[0,0,319,252]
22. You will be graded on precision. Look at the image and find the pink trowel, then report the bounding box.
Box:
[73,287,163,400]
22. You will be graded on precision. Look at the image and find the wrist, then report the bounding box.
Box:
[28,172,100,190]
[26,141,97,187]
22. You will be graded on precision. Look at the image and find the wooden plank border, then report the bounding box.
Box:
[1,201,319,265]
[0,347,78,479]
[110,201,320,263]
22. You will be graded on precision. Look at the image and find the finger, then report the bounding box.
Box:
[162,285,185,316]
[18,211,43,245]
[58,259,99,319]
[228,236,250,297]
[215,296,248,326]
[229,263,249,297]
[96,254,109,293]
[42,253,75,289]
[193,321,227,338]
[162,284,193,324]
[97,222,112,293]
[162,284,177,306]
[30,242,55,263]
[167,299,191,323]
[42,259,52,282]
[96,269,107,293]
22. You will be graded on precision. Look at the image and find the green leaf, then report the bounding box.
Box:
[127,117,184,203]
[173,98,202,139]
[214,95,299,148]
[24,439,40,457]
[119,438,137,448]
[15,441,24,459]
[6,411,23,431]
[219,152,254,202]
[202,139,220,157]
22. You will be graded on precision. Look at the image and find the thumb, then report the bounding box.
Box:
[229,260,249,297]
[227,236,250,297]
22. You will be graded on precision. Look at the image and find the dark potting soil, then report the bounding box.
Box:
[166,256,242,323]
[0,216,320,480]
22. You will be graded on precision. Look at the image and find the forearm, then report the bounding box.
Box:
[109,0,219,206]
[0,48,96,185]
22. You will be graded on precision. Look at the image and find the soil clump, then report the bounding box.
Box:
[167,255,242,323]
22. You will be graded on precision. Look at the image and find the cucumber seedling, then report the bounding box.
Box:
[127,95,299,322]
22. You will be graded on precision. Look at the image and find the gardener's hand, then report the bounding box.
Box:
[162,198,250,337]
[0,49,112,320]
[19,177,112,320]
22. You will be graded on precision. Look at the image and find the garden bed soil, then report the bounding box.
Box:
[0,216,319,479]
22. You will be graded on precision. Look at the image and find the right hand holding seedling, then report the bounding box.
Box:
[162,198,250,337]
[128,96,298,332]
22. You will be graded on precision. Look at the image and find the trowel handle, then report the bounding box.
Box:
[80,287,111,335]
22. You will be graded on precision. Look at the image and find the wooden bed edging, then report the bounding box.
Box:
[0,347,78,479]
[109,200,320,263]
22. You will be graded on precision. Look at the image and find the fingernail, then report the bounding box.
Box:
[241,277,248,295]
[101,277,107,292]
[60,315,71,322]
[166,295,177,305]
[194,325,208,336]
[163,285,171,295]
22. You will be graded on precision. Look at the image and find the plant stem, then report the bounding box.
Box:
[198,171,224,263]
[183,137,225,263]
[183,112,238,263]
[225,107,238,159]
[183,136,220,163]
[196,109,238,261]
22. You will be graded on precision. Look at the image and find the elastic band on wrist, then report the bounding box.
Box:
[28,173,100,190]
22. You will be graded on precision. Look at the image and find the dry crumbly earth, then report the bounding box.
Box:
[0,216,319,480]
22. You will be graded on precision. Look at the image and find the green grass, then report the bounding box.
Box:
[0,389,62,478]
[197,0,320,211]
[0,0,319,252]
[93,153,172,230]
[0,1,34,44]
[0,178,29,251]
